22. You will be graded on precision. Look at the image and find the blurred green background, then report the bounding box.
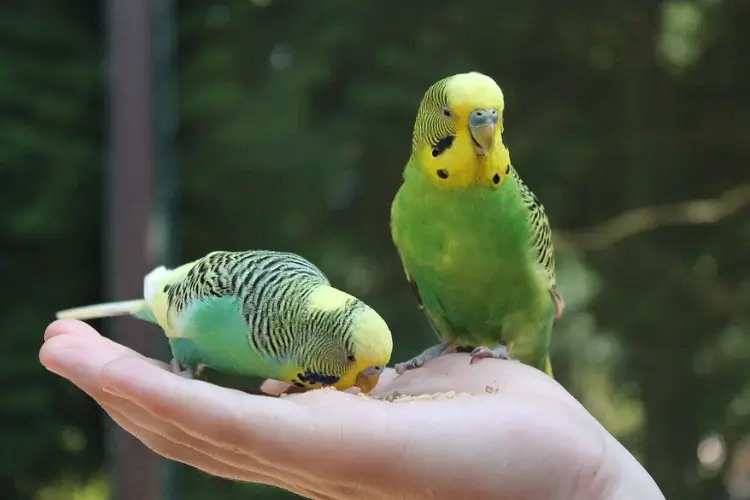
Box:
[3,0,750,499]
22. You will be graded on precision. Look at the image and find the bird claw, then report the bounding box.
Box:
[394,358,425,375]
[469,344,516,365]
[394,340,455,375]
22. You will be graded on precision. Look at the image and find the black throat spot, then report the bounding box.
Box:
[297,370,340,386]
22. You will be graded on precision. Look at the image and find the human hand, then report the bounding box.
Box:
[39,319,664,500]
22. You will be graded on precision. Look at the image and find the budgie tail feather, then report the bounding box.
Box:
[55,299,148,320]
[54,265,171,322]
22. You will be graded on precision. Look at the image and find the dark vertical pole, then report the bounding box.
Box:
[105,0,167,499]
[152,0,178,268]
[152,0,181,498]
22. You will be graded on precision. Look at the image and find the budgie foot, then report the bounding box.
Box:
[169,358,197,379]
[469,344,516,365]
[394,340,455,375]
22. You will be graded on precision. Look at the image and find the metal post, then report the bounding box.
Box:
[105,0,167,499]
[152,0,182,498]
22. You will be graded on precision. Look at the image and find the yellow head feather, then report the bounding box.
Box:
[410,71,511,189]
[344,305,393,391]
[307,285,356,312]
[306,285,393,393]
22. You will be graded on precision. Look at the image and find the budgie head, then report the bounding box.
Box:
[409,72,511,189]
[301,286,393,394]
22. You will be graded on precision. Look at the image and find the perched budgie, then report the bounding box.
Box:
[56,250,393,393]
[390,72,564,376]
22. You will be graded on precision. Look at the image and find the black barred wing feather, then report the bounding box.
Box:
[510,167,565,318]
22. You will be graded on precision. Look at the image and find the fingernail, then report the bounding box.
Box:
[41,363,64,377]
[260,379,292,396]
[44,320,70,342]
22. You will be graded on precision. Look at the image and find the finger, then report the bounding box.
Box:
[103,405,261,483]
[44,319,103,342]
[40,321,393,498]
[42,322,389,493]
[39,329,144,396]
[102,395,350,500]
[60,348,337,500]
[105,405,255,482]
[40,320,166,379]
[41,331,261,480]
[107,391,276,475]
[99,355,311,462]
[99,355,406,493]
[260,379,292,395]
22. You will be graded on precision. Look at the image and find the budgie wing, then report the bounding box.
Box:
[512,167,565,319]
[152,252,246,333]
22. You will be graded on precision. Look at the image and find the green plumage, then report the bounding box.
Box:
[167,295,272,377]
[391,72,563,376]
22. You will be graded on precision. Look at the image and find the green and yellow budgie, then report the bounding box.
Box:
[391,72,564,377]
[56,250,392,393]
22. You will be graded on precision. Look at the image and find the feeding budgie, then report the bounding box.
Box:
[56,250,393,393]
[390,72,564,377]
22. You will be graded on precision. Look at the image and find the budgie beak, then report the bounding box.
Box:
[355,365,384,394]
[469,108,499,156]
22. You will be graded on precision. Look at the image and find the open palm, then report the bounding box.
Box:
[39,319,663,500]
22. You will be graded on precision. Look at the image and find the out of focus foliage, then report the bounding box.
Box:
[1,0,749,499]
[0,0,104,498]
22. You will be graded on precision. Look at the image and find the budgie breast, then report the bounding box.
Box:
[391,166,555,354]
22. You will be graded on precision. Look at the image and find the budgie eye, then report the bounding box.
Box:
[346,353,356,362]
[442,107,451,117]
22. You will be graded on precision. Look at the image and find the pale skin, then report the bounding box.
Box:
[39,319,665,500]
